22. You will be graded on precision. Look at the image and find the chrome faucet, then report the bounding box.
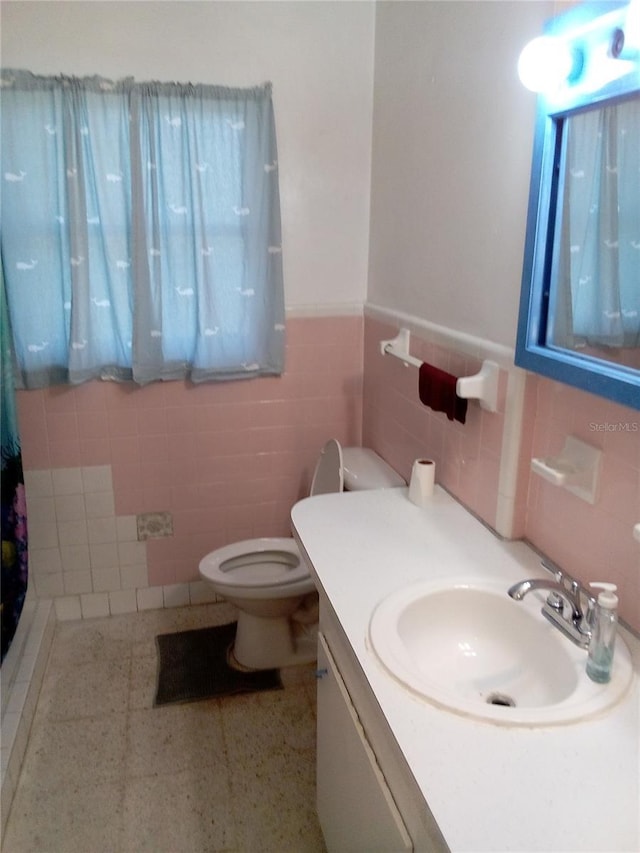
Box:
[508,566,596,649]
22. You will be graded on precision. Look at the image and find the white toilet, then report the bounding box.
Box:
[199,439,405,670]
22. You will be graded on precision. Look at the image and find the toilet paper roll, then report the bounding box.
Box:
[408,458,435,507]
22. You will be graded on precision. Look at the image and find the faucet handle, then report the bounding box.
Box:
[541,557,565,584]
[546,591,565,613]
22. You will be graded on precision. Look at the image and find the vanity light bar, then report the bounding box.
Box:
[518,1,638,94]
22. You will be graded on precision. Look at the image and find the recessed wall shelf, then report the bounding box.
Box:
[531,436,602,504]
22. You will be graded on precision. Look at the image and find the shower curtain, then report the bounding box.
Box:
[1,263,28,663]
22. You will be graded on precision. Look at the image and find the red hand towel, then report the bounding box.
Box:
[418,363,467,424]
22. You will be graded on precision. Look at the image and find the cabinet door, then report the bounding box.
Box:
[316,632,413,853]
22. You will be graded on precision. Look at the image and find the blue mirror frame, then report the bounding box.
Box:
[515,1,640,410]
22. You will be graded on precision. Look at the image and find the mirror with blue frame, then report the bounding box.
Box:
[516,0,640,410]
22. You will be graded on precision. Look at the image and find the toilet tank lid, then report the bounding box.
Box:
[341,447,405,490]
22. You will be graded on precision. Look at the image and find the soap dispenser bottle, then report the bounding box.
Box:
[586,582,618,684]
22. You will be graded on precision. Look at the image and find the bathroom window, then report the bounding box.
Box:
[0,70,285,388]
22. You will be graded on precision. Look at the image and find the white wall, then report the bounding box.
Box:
[0,0,376,313]
[368,1,554,349]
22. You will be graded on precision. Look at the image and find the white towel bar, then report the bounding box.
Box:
[380,328,500,413]
[379,328,422,368]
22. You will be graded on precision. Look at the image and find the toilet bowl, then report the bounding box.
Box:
[199,439,405,670]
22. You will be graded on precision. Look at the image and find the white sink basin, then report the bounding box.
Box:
[368,578,633,726]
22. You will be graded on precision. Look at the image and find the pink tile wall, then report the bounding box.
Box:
[19,308,639,633]
[17,315,363,588]
[362,317,508,531]
[523,376,640,632]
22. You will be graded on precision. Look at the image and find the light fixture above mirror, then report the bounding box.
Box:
[517,36,584,94]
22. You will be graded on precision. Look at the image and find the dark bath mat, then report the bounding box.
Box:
[154,621,283,707]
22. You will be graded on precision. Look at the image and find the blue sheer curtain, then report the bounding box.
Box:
[551,98,640,351]
[0,70,285,387]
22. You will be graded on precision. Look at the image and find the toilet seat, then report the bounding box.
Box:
[199,537,315,599]
[198,443,344,598]
[197,440,404,669]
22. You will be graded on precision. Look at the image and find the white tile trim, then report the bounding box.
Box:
[365,302,515,368]
[495,368,528,538]
[286,302,363,318]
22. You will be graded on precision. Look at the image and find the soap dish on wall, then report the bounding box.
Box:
[531,436,602,504]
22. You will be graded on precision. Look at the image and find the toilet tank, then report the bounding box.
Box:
[341,447,405,491]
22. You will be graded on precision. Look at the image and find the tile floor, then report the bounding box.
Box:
[2,603,327,853]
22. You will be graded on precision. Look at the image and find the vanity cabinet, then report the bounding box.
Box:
[316,632,412,852]
[316,593,448,853]
[294,488,640,853]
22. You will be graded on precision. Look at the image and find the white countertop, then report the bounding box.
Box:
[291,486,640,853]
